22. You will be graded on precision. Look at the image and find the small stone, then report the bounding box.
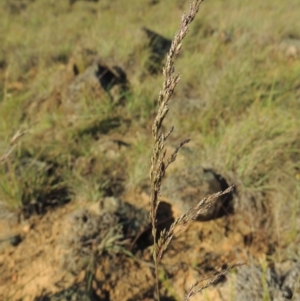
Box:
[22,223,31,233]
[282,286,293,299]
[9,235,22,247]
[163,166,232,221]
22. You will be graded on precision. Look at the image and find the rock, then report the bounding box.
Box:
[142,27,172,74]
[64,61,130,110]
[98,196,149,239]
[95,136,130,159]
[69,0,99,6]
[235,261,300,301]
[279,38,300,59]
[25,53,130,119]
[235,264,279,301]
[0,234,22,248]
[67,48,98,75]
[163,167,232,221]
[4,0,34,14]
[281,263,300,299]
[8,234,22,246]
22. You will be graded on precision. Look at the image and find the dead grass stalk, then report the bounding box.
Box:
[149,1,237,300]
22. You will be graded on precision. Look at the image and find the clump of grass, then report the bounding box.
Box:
[0,151,70,215]
[61,208,125,273]
[0,129,26,164]
[0,129,28,211]
[148,1,238,300]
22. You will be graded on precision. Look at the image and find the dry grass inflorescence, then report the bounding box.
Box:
[149,1,240,300]
[0,0,300,300]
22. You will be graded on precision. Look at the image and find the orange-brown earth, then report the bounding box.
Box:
[0,184,268,301]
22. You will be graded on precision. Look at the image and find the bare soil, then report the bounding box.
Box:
[0,188,267,301]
